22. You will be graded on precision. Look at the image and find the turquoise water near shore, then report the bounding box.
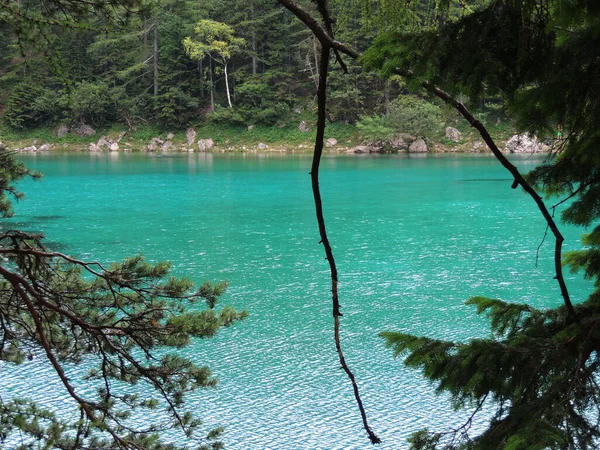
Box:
[3,153,593,449]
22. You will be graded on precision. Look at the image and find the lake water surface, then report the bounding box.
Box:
[2,153,593,449]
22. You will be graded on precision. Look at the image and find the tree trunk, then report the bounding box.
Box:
[209,58,215,112]
[384,80,390,115]
[313,35,319,80]
[251,0,257,75]
[153,22,159,97]
[224,59,232,108]
[198,59,205,99]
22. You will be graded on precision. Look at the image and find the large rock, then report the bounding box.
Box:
[89,143,101,152]
[55,125,70,137]
[326,138,337,147]
[506,133,543,153]
[353,145,371,154]
[186,128,197,146]
[472,141,485,153]
[445,127,461,143]
[197,138,214,152]
[298,120,310,133]
[350,145,382,154]
[258,142,267,150]
[97,136,111,149]
[166,132,175,140]
[21,146,37,153]
[408,138,428,153]
[38,144,51,152]
[0,142,6,151]
[109,143,119,152]
[161,141,174,152]
[72,123,96,137]
[390,135,409,151]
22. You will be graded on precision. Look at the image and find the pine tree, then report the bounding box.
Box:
[0,149,248,449]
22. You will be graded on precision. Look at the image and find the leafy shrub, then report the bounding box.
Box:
[355,115,395,144]
[356,95,444,145]
[60,81,119,126]
[388,95,443,140]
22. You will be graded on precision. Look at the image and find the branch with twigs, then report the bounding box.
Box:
[0,229,246,448]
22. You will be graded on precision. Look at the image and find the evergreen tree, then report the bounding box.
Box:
[358,0,600,448]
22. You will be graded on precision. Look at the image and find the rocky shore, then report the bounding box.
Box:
[4,123,553,155]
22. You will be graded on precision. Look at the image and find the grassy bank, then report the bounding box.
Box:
[0,117,519,154]
[0,121,361,153]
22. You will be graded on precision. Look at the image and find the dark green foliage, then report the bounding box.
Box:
[382,296,600,449]
[154,87,200,128]
[3,84,54,130]
[369,1,600,448]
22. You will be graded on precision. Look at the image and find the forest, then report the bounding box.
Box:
[2,0,600,449]
[0,0,504,152]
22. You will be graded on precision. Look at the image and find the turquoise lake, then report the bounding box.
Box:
[2,152,593,449]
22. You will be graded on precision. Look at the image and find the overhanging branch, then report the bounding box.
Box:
[277,0,576,321]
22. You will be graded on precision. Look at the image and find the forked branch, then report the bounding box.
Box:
[283,0,381,444]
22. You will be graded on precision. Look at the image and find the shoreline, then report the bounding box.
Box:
[1,124,553,155]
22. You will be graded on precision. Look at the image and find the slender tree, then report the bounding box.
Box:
[183,20,246,109]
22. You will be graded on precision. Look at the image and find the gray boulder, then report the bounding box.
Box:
[326,138,337,147]
[166,132,175,140]
[110,143,119,152]
[247,125,255,131]
[506,133,542,153]
[97,136,110,149]
[351,145,381,154]
[408,138,428,153]
[72,123,96,137]
[197,138,214,152]
[298,120,310,133]
[472,141,485,153]
[186,128,197,146]
[55,125,70,137]
[0,142,6,151]
[445,127,461,143]
[161,141,174,152]
[258,142,267,150]
[38,144,51,152]
[390,135,409,151]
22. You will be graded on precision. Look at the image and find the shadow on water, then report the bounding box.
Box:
[459,178,512,183]
[31,215,65,221]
